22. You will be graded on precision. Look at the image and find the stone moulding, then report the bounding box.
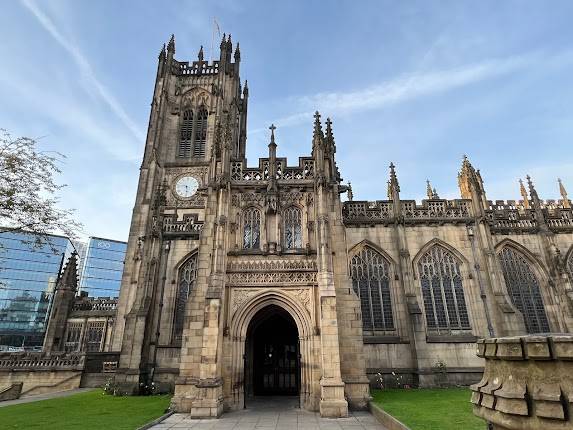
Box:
[471,334,573,429]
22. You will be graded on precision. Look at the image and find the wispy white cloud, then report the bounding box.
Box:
[20,0,145,143]
[252,52,542,133]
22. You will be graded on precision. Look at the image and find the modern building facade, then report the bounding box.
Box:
[0,232,74,349]
[79,237,127,298]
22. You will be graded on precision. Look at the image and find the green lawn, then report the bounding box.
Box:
[372,388,484,430]
[0,390,171,430]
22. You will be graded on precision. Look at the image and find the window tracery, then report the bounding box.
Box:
[243,208,261,249]
[498,246,550,333]
[418,245,471,332]
[193,106,208,158]
[173,253,198,342]
[283,207,302,249]
[349,246,394,332]
[178,109,193,157]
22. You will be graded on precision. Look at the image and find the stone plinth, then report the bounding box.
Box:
[471,334,573,430]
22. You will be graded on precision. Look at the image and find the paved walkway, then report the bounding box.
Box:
[149,397,386,430]
[0,388,95,408]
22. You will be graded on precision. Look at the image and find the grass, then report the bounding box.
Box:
[371,388,484,430]
[0,390,172,430]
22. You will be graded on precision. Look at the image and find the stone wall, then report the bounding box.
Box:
[0,352,85,398]
[471,335,573,429]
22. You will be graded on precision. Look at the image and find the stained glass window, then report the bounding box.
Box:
[418,245,471,332]
[349,246,394,332]
[498,247,550,333]
[179,109,193,157]
[283,207,302,249]
[173,254,198,342]
[193,106,208,158]
[243,208,261,249]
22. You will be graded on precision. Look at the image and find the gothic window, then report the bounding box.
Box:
[64,322,83,352]
[498,247,550,333]
[283,207,302,249]
[85,321,105,352]
[243,208,261,249]
[179,109,193,157]
[349,246,394,332]
[173,253,198,343]
[193,106,208,158]
[418,245,471,332]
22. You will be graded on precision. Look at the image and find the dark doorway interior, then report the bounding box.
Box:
[245,305,300,397]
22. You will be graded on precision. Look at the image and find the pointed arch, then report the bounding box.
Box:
[494,238,551,280]
[172,252,198,343]
[349,244,394,332]
[496,240,550,334]
[412,238,470,270]
[415,242,471,333]
[348,240,397,267]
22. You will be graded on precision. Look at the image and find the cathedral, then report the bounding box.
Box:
[110,35,573,418]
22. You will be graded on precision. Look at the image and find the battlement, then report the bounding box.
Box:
[231,157,315,183]
[487,199,572,210]
[172,59,220,76]
[343,199,472,225]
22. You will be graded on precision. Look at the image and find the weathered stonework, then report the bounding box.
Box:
[105,34,573,420]
[471,335,573,429]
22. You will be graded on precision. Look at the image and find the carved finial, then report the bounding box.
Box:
[243,80,249,97]
[269,124,276,146]
[220,33,227,49]
[389,162,400,194]
[158,43,166,60]
[234,42,241,62]
[198,45,204,62]
[325,117,336,153]
[426,180,433,199]
[347,182,353,201]
[227,33,232,46]
[313,111,323,138]
[519,179,529,208]
[167,34,175,53]
[558,178,570,208]
[432,188,439,199]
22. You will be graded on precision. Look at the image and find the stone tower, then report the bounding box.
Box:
[112,35,369,418]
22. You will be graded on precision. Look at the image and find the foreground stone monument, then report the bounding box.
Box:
[471,335,573,429]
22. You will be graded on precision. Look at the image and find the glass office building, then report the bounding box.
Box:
[79,237,127,298]
[0,231,74,349]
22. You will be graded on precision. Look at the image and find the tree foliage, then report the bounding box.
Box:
[0,129,82,246]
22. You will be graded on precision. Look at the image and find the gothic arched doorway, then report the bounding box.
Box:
[245,305,300,398]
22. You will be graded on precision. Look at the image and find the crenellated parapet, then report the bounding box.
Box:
[343,199,472,225]
[230,157,315,184]
[471,335,573,429]
[485,200,573,234]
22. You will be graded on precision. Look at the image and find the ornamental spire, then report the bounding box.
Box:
[269,124,276,147]
[234,42,241,62]
[519,179,530,209]
[426,180,433,199]
[158,43,166,60]
[313,111,323,139]
[325,117,336,154]
[388,162,400,200]
[559,178,571,208]
[198,45,204,62]
[526,175,541,208]
[167,34,175,53]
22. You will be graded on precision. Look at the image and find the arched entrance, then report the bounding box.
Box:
[245,305,300,398]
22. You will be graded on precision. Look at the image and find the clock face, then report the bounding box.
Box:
[174,176,199,198]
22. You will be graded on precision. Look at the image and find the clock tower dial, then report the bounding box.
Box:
[174,175,199,199]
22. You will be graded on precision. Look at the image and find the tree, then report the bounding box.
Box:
[0,129,82,247]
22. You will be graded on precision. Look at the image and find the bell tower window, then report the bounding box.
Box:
[193,106,208,158]
[178,110,193,157]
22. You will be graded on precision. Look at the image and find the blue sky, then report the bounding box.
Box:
[2,1,573,241]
